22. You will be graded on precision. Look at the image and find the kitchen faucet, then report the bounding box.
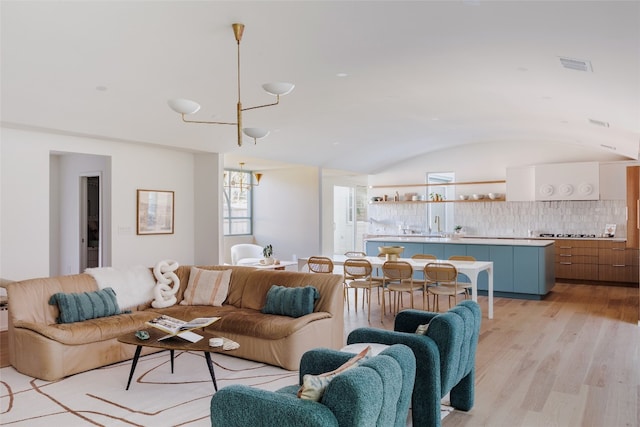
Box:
[435,216,441,233]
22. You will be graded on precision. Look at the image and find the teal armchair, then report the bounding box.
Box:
[347,300,481,427]
[210,344,416,427]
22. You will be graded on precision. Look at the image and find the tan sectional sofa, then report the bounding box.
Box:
[6,265,344,381]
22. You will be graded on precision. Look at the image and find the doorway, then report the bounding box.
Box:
[80,175,101,269]
[333,185,368,254]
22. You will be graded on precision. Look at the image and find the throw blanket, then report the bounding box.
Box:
[151,260,180,308]
[86,265,155,310]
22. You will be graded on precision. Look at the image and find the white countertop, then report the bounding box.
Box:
[366,236,556,246]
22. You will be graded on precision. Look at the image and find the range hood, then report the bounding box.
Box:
[534,162,599,201]
[507,162,600,201]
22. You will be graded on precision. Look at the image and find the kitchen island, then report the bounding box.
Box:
[365,236,555,299]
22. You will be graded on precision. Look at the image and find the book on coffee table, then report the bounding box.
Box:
[146,315,220,341]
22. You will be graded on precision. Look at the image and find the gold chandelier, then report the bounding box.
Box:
[168,23,294,147]
[224,162,262,191]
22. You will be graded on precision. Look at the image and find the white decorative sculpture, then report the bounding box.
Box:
[151,260,180,308]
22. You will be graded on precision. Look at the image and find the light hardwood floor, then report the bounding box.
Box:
[345,282,640,427]
[1,282,638,426]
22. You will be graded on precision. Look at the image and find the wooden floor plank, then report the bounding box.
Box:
[343,281,639,427]
[1,281,638,426]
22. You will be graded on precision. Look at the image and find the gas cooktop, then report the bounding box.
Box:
[539,233,597,238]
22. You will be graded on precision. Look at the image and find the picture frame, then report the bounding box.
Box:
[136,189,174,235]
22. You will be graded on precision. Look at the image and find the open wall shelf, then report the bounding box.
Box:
[369,179,506,203]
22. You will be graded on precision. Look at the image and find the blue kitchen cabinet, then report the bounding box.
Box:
[444,244,467,259]
[365,240,379,256]
[422,243,445,259]
[489,245,514,292]
[514,247,540,294]
[514,245,556,295]
[466,245,490,291]
[401,243,425,258]
[365,239,554,299]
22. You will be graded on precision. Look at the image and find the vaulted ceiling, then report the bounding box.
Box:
[2,1,639,174]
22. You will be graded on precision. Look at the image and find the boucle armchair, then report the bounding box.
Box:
[209,344,416,427]
[347,300,481,427]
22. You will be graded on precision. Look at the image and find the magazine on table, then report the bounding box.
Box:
[146,315,220,340]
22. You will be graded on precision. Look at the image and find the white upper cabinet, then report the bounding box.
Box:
[506,166,535,201]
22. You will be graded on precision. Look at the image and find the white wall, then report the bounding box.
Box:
[193,153,223,265]
[252,166,321,261]
[0,127,210,280]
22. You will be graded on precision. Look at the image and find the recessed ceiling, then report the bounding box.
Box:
[1,1,638,174]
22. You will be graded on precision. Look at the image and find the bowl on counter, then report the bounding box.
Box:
[459,195,469,200]
[472,194,485,200]
[378,245,404,261]
[488,192,503,200]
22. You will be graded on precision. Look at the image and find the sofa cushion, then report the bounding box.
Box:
[297,345,372,401]
[262,285,319,318]
[48,287,120,324]
[180,267,231,306]
[85,265,155,310]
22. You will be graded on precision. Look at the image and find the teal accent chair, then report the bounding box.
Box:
[347,300,481,427]
[210,344,416,427]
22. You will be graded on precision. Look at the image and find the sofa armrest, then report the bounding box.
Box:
[347,327,443,427]
[210,385,338,427]
[394,309,439,333]
[321,367,384,427]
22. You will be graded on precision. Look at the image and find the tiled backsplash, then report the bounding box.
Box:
[368,200,627,238]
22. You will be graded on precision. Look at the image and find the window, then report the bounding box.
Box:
[223,167,255,235]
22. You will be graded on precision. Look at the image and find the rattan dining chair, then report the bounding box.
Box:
[424,262,466,312]
[343,258,383,322]
[342,251,370,307]
[448,255,476,298]
[410,254,438,309]
[382,260,424,315]
[307,256,334,274]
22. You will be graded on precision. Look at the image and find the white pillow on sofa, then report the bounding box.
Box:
[180,267,231,306]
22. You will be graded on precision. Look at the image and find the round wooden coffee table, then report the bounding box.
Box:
[117,328,235,391]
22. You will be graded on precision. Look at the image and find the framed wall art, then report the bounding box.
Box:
[136,189,174,235]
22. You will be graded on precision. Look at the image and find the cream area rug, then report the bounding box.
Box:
[0,351,449,426]
[0,351,297,426]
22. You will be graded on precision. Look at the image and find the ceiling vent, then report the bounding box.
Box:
[589,118,610,128]
[559,57,593,72]
[600,144,616,151]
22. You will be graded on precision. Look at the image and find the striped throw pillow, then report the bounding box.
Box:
[180,267,231,306]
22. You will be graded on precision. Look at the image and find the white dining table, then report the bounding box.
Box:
[298,255,494,319]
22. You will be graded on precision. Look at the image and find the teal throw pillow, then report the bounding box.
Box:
[261,285,319,318]
[49,287,120,324]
